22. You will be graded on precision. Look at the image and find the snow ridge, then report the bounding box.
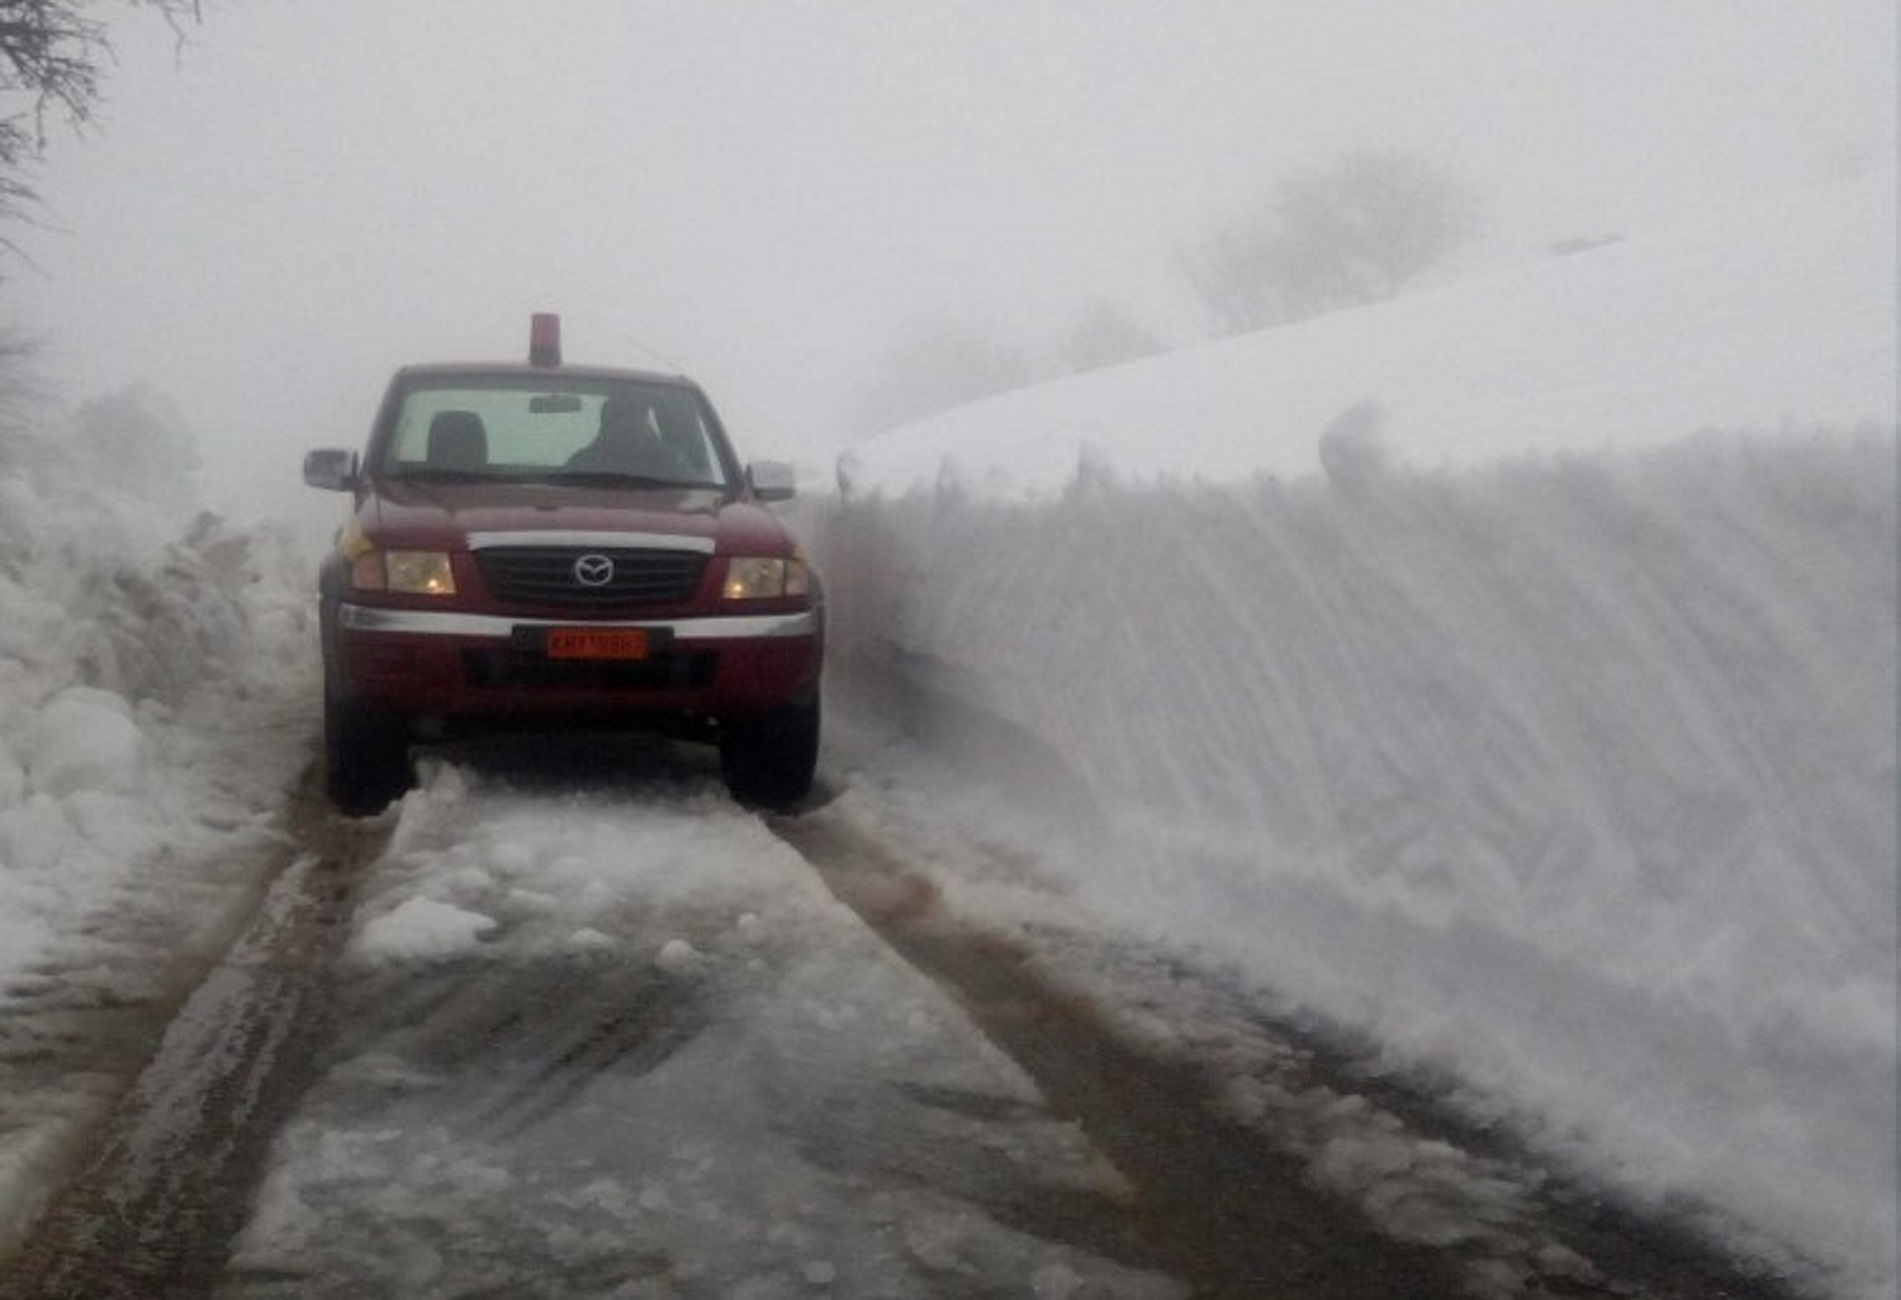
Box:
[811,427,1898,1297]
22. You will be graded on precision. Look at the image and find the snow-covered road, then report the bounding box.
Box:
[0,745,1821,1299]
[214,763,1186,1299]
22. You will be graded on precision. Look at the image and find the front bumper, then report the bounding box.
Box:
[332,602,822,720]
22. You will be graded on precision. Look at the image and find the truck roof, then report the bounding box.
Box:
[389,361,700,389]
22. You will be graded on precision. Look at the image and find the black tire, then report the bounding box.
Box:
[324,691,412,815]
[719,696,820,809]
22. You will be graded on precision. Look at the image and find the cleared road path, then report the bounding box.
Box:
[0,754,1805,1299]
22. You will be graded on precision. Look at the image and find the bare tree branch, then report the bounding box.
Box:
[0,1,200,228]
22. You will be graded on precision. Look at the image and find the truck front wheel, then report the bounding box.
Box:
[719,696,820,809]
[324,691,412,815]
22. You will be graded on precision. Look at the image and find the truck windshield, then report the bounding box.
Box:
[379,378,733,490]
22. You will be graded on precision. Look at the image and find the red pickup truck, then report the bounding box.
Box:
[303,316,823,812]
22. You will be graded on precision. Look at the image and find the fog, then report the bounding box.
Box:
[1,0,1891,519]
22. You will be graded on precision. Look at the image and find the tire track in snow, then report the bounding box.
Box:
[773,803,1813,1300]
[773,808,1469,1300]
[0,776,384,1300]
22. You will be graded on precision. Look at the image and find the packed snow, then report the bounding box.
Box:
[0,170,1890,1296]
[222,767,1176,1297]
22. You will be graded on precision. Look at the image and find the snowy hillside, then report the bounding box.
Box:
[841,171,1895,498]
[816,176,1897,1296]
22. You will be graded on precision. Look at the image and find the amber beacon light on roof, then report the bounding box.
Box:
[529,312,562,367]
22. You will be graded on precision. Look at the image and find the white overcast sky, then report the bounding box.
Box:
[2,0,1892,510]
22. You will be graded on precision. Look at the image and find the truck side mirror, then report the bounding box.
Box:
[747,460,796,502]
[303,448,359,491]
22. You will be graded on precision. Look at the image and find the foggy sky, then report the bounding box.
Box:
[3,0,1891,517]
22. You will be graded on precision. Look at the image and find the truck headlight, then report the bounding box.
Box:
[351,549,457,595]
[723,556,810,600]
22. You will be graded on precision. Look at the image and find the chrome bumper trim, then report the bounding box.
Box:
[339,604,818,640]
[466,530,716,554]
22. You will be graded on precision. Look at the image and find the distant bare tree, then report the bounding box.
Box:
[1060,299,1163,375]
[0,0,200,232]
[1188,147,1477,335]
[848,313,1035,437]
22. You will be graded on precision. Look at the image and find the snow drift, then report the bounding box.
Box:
[0,388,313,1251]
[812,431,1896,1292]
[816,173,1898,1296]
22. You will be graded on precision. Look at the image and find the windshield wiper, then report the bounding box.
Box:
[542,471,721,490]
[385,468,492,484]
[387,468,724,491]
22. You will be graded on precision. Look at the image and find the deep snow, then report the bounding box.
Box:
[0,170,1891,1296]
[808,172,1896,1296]
[811,427,1895,1295]
[0,396,315,1245]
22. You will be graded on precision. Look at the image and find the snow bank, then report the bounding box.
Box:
[820,174,1897,1294]
[19,687,146,798]
[811,427,1897,1295]
[0,385,318,1252]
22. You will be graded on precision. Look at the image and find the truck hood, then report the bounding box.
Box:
[360,481,796,554]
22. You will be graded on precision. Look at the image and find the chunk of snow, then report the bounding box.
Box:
[656,938,702,971]
[352,897,498,963]
[21,688,145,798]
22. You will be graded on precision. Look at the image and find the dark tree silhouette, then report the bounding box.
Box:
[0,1,199,228]
[1188,148,1477,335]
[1061,298,1163,375]
[848,313,1035,437]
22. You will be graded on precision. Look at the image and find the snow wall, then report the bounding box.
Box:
[808,428,1897,1296]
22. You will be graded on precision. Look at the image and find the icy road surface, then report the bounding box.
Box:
[3,744,1815,1300]
[216,765,1192,1300]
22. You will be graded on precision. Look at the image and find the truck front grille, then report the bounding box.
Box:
[474,546,707,610]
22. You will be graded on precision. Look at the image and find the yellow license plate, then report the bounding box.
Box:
[546,628,651,660]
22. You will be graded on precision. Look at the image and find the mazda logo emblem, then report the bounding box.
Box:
[572,554,615,587]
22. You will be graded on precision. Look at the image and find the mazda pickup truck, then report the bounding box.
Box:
[303,315,822,812]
